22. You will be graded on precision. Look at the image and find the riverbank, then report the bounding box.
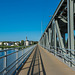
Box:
[0,46,24,48]
[0,44,35,50]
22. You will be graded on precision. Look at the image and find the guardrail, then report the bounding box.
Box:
[0,45,36,75]
[40,45,75,67]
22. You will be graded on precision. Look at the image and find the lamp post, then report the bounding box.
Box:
[41,21,43,36]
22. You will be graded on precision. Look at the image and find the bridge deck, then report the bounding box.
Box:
[18,45,75,75]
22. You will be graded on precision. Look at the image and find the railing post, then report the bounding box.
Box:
[16,49,18,73]
[22,49,24,65]
[3,51,7,75]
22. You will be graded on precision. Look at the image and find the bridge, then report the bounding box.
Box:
[0,0,75,75]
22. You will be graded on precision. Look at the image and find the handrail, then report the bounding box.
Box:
[6,48,34,74]
[40,45,75,66]
[0,45,36,75]
[0,49,30,73]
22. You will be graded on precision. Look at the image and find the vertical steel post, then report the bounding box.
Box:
[67,0,74,67]
[50,24,53,49]
[55,20,65,59]
[51,24,53,47]
[54,21,56,55]
[43,36,44,47]
[22,49,24,65]
[43,35,45,48]
[44,34,46,48]
[42,38,43,46]
[48,28,52,50]
[44,36,45,48]
[45,32,48,49]
[62,32,65,47]
[52,23,55,47]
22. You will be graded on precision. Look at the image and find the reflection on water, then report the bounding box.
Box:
[0,48,19,75]
[0,45,36,75]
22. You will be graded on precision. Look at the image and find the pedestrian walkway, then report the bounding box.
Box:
[18,45,75,75]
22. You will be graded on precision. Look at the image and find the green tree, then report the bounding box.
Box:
[21,40,24,46]
[2,42,4,46]
[32,41,38,45]
[18,42,21,46]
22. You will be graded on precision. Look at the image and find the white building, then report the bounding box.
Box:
[4,42,8,46]
[15,42,19,46]
[24,37,33,46]
[4,42,14,46]
[30,41,33,45]
[0,42,2,46]
[25,37,30,46]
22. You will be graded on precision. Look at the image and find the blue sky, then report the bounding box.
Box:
[0,0,61,41]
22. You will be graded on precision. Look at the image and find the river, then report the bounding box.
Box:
[0,45,36,75]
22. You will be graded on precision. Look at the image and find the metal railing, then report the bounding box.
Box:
[40,45,75,66]
[0,45,36,75]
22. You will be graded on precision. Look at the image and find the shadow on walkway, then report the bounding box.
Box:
[18,45,46,75]
[27,45,46,75]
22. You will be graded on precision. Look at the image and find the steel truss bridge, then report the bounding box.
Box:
[39,0,75,67]
[0,0,75,75]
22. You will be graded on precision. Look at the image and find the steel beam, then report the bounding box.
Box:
[45,32,49,48]
[54,21,57,55]
[48,28,52,49]
[67,0,74,67]
[43,35,45,48]
[62,32,65,47]
[55,20,64,54]
[44,35,45,48]
[51,23,55,47]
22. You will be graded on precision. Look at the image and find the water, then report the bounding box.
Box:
[0,45,36,75]
[0,48,25,75]
[0,49,16,74]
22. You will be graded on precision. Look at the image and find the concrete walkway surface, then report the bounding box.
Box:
[18,45,75,75]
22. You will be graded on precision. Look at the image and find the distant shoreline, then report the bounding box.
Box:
[0,46,23,48]
[0,45,34,49]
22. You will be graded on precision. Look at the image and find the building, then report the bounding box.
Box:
[0,42,2,46]
[24,37,33,46]
[4,42,14,46]
[25,37,30,46]
[4,42,8,46]
[30,41,33,45]
[15,42,19,46]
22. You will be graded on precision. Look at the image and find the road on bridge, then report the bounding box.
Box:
[18,45,75,75]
